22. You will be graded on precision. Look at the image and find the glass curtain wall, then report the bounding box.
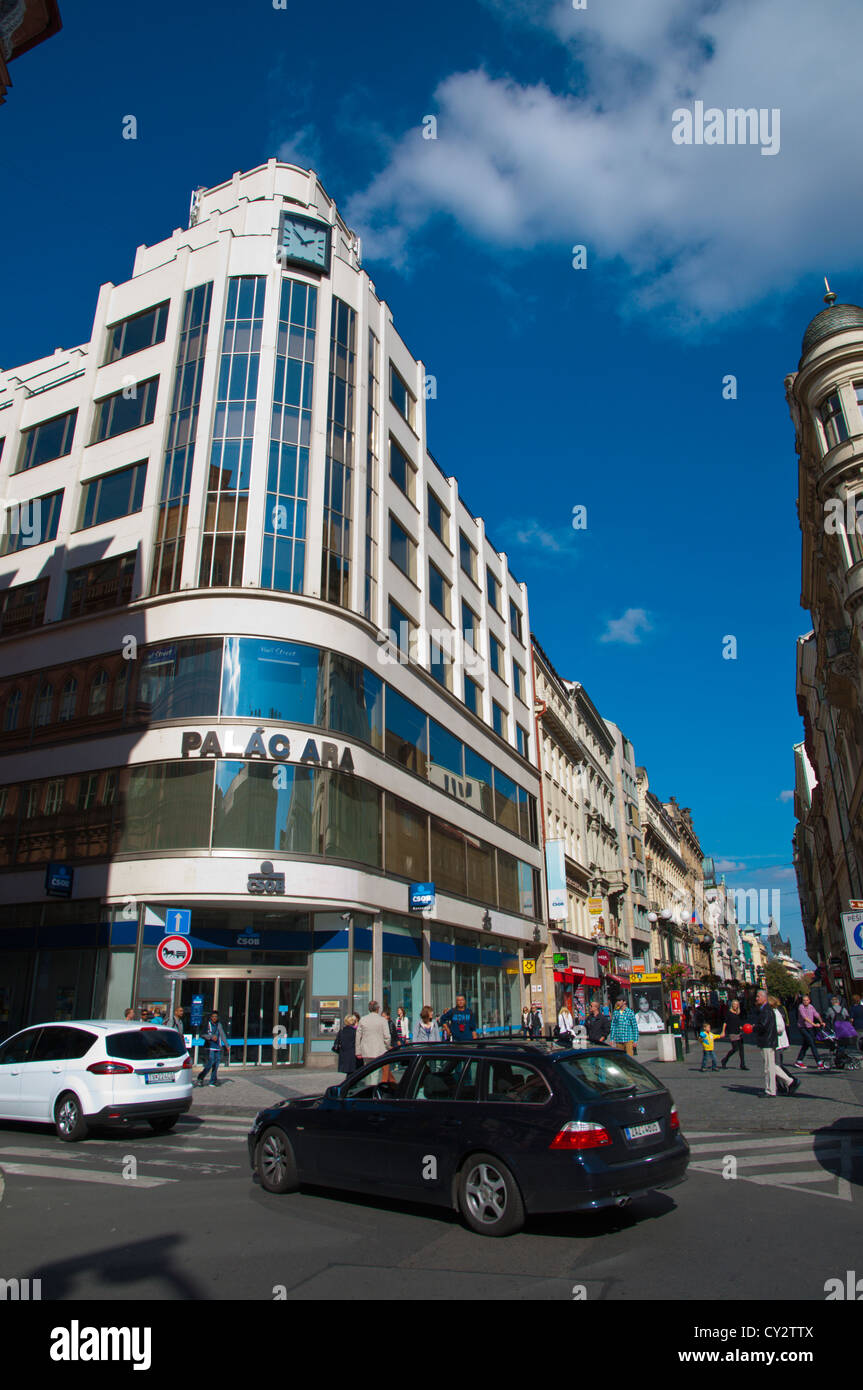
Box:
[364,330,380,620]
[261,278,316,593]
[321,298,356,607]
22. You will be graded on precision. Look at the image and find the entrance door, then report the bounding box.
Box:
[276,978,305,1067]
[177,972,307,1066]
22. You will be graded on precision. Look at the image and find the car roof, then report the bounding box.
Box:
[10,1020,172,1033]
[385,1041,611,1062]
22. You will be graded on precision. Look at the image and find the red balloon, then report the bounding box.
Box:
[742,1023,754,1034]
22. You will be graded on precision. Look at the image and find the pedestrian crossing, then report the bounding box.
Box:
[686,1130,863,1201]
[0,1113,252,1191]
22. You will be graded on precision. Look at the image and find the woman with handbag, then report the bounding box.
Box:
[557,1002,575,1044]
[333,1014,358,1075]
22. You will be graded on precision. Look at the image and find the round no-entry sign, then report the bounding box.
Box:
[157,936,193,971]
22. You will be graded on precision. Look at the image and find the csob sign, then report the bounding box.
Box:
[181,728,355,773]
[409,882,436,912]
[248,861,285,895]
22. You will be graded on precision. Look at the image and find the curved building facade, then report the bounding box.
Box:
[0,161,542,1061]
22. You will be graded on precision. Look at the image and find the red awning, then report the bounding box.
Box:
[553,968,586,984]
[581,975,601,988]
[607,974,631,986]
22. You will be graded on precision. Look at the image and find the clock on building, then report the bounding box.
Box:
[278,211,332,273]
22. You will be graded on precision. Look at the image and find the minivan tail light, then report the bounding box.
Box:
[549,1121,612,1150]
[87,1061,134,1075]
[670,1106,680,1132]
[181,1055,192,1069]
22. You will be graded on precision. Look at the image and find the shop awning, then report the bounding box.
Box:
[581,975,601,988]
[607,974,631,986]
[553,968,586,984]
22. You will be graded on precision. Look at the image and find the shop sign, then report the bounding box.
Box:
[597,949,610,969]
[552,953,567,967]
[588,897,603,915]
[45,862,74,898]
[631,963,645,974]
[545,840,567,919]
[237,932,261,946]
[635,972,663,983]
[181,728,355,773]
[248,861,285,895]
[409,882,436,912]
[522,960,536,975]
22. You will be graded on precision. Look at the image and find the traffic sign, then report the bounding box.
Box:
[164,908,191,935]
[522,959,536,975]
[157,936,193,971]
[841,911,863,975]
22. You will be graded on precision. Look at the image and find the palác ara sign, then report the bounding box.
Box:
[181,728,355,772]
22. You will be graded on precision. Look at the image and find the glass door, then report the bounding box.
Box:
[222,979,249,1066]
[276,977,305,1066]
[247,979,276,1065]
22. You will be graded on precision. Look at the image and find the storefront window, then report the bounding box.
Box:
[385,793,428,880]
[352,951,371,1018]
[118,762,213,853]
[326,654,383,750]
[212,760,317,854]
[221,637,324,725]
[136,638,223,721]
[381,919,422,1029]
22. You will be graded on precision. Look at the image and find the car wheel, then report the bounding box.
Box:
[255,1125,299,1194]
[55,1093,89,1143]
[457,1152,525,1237]
[149,1116,178,1134]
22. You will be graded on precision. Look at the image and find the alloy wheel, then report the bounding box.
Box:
[464,1161,507,1224]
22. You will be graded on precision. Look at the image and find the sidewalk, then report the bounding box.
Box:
[187,1051,863,1134]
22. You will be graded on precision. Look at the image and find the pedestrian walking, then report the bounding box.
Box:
[198,1012,227,1086]
[413,1006,442,1043]
[527,1003,543,1039]
[440,995,478,1041]
[720,999,748,1070]
[521,1005,531,1037]
[170,1005,185,1035]
[608,999,639,1056]
[355,1001,392,1070]
[585,1000,610,1044]
[699,1021,719,1071]
[794,994,826,1071]
[827,995,850,1026]
[395,1004,411,1045]
[332,1014,359,1074]
[557,1001,576,1044]
[754,988,799,1098]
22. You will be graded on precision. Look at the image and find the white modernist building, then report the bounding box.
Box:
[0,160,543,1063]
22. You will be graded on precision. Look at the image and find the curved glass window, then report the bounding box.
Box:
[493,767,519,835]
[431,817,468,897]
[386,793,428,881]
[221,637,324,726]
[428,719,463,795]
[466,833,495,903]
[212,759,318,854]
[385,687,427,776]
[320,769,381,866]
[325,654,383,750]
[464,746,493,819]
[136,639,222,721]
[117,762,213,853]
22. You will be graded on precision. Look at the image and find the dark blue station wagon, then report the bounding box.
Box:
[248,1041,689,1236]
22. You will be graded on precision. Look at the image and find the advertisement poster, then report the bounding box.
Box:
[631,982,665,1032]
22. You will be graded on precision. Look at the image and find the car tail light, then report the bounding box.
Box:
[140,1027,157,1032]
[670,1106,680,1132]
[549,1121,612,1150]
[87,1061,134,1075]
[181,1055,192,1069]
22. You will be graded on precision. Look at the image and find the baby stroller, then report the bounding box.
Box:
[814,1021,863,1070]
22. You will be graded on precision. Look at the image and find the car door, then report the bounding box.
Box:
[0,1029,43,1120]
[21,1026,99,1121]
[304,1055,415,1191]
[382,1053,479,1201]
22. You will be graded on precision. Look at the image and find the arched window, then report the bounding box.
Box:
[34,683,54,727]
[59,677,78,722]
[3,688,21,732]
[88,669,109,716]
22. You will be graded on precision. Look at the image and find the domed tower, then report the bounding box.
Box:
[786,283,863,994]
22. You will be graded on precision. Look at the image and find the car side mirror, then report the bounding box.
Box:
[325,1085,341,1099]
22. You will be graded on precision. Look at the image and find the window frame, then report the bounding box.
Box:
[389,364,416,430]
[427,487,449,547]
[459,530,477,584]
[389,513,417,583]
[104,301,170,365]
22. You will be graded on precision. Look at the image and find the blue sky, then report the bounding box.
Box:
[5,0,859,962]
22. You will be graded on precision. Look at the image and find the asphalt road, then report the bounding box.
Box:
[1,1105,861,1301]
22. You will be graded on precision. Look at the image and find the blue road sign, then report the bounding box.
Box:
[164,908,191,935]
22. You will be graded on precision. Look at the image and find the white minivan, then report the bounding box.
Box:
[0,1021,194,1141]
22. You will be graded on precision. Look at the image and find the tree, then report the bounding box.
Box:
[765,960,802,1000]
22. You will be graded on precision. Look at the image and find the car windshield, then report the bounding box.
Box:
[557,1052,663,1097]
[106,1028,187,1060]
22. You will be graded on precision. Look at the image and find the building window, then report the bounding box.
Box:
[462,600,479,649]
[59,678,78,722]
[429,561,450,619]
[459,530,477,583]
[44,778,65,815]
[63,553,136,620]
[151,281,214,595]
[88,669,109,716]
[430,638,451,690]
[262,279,316,596]
[388,599,412,656]
[492,699,506,738]
[322,298,357,607]
[386,794,428,879]
[102,770,118,806]
[34,683,53,727]
[112,663,129,712]
[23,785,40,818]
[105,301,169,363]
[364,329,380,621]
[18,410,77,473]
[389,514,416,582]
[1,489,63,555]
[464,675,481,716]
[390,364,415,428]
[513,663,525,702]
[3,688,22,731]
[427,488,449,546]
[201,276,266,590]
[818,390,849,451]
[0,578,49,636]
[487,566,500,611]
[489,633,504,678]
[77,773,99,811]
[93,376,158,443]
[385,687,428,776]
[389,437,416,502]
[509,598,523,643]
[79,461,146,530]
[516,722,528,757]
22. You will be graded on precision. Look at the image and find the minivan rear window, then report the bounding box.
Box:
[558,1054,662,1097]
[106,1028,187,1060]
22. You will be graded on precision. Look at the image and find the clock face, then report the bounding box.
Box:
[279,212,331,273]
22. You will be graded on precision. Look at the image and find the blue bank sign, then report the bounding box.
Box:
[45,863,74,898]
[409,882,436,912]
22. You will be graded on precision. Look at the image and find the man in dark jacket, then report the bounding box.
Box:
[753,989,799,1097]
[585,1001,611,1045]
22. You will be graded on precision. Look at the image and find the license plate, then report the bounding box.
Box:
[143,1072,176,1085]
[624,1121,661,1139]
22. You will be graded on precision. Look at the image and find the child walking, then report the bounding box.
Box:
[699,1021,718,1071]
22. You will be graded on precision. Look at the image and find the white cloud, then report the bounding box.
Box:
[714,858,747,873]
[498,517,573,554]
[599,607,652,645]
[777,789,794,803]
[347,0,863,326]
